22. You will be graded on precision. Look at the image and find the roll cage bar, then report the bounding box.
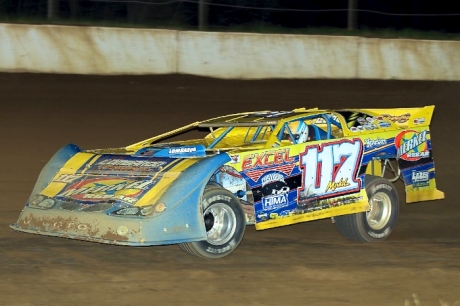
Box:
[125,111,344,152]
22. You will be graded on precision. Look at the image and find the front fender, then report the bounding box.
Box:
[29,144,81,202]
[12,152,232,246]
[140,153,231,244]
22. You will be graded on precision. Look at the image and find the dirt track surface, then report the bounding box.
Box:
[0,74,459,306]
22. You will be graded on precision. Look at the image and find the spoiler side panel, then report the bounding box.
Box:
[361,105,435,128]
[395,126,445,203]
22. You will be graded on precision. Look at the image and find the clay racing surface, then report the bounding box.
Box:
[0,74,459,306]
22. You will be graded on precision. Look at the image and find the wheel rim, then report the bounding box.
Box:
[366,191,392,230]
[204,203,237,246]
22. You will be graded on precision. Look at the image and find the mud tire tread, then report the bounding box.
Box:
[335,175,399,242]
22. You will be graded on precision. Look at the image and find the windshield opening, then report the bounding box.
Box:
[207,125,274,149]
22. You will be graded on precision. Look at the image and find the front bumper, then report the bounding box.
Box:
[10,206,206,246]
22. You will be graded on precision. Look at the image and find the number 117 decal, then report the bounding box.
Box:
[298,139,363,200]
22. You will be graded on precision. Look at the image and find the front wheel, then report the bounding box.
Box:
[334,176,399,242]
[179,188,245,259]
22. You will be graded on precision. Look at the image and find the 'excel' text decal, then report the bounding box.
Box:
[298,139,363,200]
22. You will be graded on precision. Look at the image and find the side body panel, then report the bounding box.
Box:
[225,124,443,230]
[394,128,444,203]
[226,139,370,230]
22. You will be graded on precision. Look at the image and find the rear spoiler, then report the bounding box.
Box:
[362,105,435,128]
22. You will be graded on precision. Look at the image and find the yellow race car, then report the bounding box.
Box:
[11,106,444,258]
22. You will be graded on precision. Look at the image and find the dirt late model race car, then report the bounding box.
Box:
[11,106,444,259]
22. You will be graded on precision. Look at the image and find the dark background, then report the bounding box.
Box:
[1,0,459,34]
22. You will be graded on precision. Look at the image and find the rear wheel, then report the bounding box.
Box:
[334,176,399,242]
[179,187,245,259]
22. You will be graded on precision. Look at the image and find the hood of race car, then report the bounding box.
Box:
[28,148,206,215]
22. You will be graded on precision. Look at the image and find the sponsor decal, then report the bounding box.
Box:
[345,112,375,128]
[243,149,294,170]
[325,178,351,192]
[314,114,340,124]
[297,194,363,213]
[58,178,151,205]
[260,173,291,212]
[364,138,387,149]
[245,164,295,183]
[413,117,426,125]
[257,212,269,220]
[343,112,379,132]
[168,147,197,154]
[363,124,377,130]
[298,139,363,200]
[271,186,290,195]
[329,195,362,207]
[94,158,168,172]
[357,117,367,125]
[378,121,391,128]
[219,165,244,179]
[412,170,430,187]
[278,210,295,217]
[248,111,293,118]
[242,149,295,182]
[261,172,286,187]
[230,155,240,163]
[395,130,429,161]
[382,113,411,124]
[262,194,289,211]
[54,174,81,183]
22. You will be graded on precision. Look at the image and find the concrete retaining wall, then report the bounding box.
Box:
[0,24,177,74]
[356,38,460,80]
[1,23,459,80]
[178,32,360,79]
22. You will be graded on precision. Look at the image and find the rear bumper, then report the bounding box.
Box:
[10,206,206,246]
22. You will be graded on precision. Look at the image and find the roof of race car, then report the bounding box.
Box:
[198,109,320,127]
[96,106,434,154]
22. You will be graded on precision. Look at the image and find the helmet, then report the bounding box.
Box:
[295,121,309,143]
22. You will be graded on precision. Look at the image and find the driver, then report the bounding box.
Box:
[286,121,313,144]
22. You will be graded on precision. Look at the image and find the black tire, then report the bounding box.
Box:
[334,175,399,242]
[179,187,245,259]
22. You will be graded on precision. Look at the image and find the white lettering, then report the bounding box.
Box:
[373,183,393,193]
[397,131,428,159]
[261,173,286,187]
[168,147,197,154]
[412,171,429,183]
[98,159,167,168]
[364,138,387,148]
[54,174,81,183]
[299,139,362,199]
[262,194,289,210]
